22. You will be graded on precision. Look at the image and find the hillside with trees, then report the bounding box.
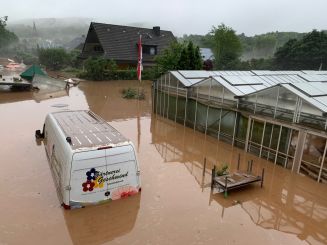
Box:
[180,31,306,61]
[7,18,90,45]
[274,30,327,70]
[179,25,327,71]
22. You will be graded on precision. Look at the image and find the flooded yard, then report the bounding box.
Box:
[0,80,326,245]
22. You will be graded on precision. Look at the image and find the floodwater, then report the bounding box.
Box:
[0,80,327,245]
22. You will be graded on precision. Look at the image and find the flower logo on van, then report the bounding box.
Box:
[86,168,97,180]
[82,180,95,192]
[81,167,129,193]
[94,176,104,188]
[82,168,104,192]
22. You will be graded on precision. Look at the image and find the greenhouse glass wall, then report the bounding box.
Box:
[153,70,327,183]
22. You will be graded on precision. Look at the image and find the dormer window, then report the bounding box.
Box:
[142,45,157,55]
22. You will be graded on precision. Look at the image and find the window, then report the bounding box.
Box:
[142,45,157,55]
[150,47,156,55]
[93,45,103,52]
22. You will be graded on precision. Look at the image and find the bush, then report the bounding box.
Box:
[82,57,118,80]
[38,48,70,70]
[216,164,229,176]
[16,51,38,65]
[79,62,161,81]
[122,88,145,100]
[69,49,82,68]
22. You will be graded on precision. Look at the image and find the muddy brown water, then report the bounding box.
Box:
[0,80,326,245]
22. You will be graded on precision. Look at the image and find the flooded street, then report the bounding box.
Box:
[0,80,326,245]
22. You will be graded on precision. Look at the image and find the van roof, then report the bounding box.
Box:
[51,110,129,150]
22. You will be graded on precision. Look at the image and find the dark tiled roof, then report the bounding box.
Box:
[86,22,175,62]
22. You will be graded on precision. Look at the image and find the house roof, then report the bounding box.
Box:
[83,22,175,62]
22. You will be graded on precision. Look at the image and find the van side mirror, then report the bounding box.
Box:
[35,130,44,139]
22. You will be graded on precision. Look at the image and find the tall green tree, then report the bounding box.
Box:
[187,41,195,69]
[178,47,189,69]
[194,46,203,69]
[0,16,18,51]
[210,24,242,69]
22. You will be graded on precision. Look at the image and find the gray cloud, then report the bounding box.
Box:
[4,0,327,36]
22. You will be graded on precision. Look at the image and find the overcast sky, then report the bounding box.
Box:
[4,0,327,36]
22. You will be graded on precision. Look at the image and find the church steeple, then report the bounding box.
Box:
[33,21,38,36]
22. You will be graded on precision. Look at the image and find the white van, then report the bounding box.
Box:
[35,110,141,209]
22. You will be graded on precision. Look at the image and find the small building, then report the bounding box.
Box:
[80,22,176,67]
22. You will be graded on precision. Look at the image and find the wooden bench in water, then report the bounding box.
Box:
[211,157,264,198]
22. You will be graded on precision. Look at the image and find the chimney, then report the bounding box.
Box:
[153,26,160,36]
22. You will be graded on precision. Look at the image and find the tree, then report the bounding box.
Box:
[178,47,189,69]
[187,41,195,69]
[38,48,70,70]
[156,41,203,73]
[155,41,183,73]
[210,24,242,69]
[0,16,18,52]
[194,46,203,70]
[274,30,327,70]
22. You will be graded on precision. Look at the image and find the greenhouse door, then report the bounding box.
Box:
[298,131,327,183]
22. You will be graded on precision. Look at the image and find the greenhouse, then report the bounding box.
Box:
[153,70,327,183]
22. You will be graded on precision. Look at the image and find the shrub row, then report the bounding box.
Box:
[78,68,160,81]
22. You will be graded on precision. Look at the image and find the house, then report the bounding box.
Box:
[80,22,176,67]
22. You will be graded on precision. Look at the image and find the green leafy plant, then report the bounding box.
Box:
[216,163,229,176]
[122,88,145,100]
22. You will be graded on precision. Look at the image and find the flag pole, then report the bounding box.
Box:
[137,35,142,152]
[137,34,142,83]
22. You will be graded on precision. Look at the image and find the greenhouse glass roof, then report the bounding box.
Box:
[251,70,304,75]
[185,71,327,113]
[169,70,327,88]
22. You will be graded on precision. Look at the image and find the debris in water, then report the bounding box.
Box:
[233,200,242,205]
